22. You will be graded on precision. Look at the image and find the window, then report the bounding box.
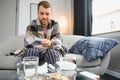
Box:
[92,0,120,34]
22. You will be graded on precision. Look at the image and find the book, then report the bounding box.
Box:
[80,71,100,80]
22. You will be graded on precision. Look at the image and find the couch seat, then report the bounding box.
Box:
[63,53,101,67]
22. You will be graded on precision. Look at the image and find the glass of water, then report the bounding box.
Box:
[23,56,39,80]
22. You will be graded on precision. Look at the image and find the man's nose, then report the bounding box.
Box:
[43,14,47,18]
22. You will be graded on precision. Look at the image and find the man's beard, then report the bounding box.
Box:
[40,18,49,26]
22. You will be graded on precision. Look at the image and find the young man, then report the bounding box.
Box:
[24,1,66,69]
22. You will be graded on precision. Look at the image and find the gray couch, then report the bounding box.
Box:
[0,35,110,80]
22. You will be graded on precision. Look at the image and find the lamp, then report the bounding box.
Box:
[58,16,67,34]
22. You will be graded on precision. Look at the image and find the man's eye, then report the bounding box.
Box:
[46,13,49,16]
[40,13,44,15]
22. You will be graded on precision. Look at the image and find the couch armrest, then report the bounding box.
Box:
[100,51,111,70]
[82,51,111,75]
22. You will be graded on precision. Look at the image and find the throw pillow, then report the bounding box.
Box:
[69,37,119,61]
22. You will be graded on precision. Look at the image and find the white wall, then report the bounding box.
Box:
[18,0,73,35]
[0,0,16,41]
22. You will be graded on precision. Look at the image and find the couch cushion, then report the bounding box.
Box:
[0,35,24,56]
[63,53,101,67]
[0,56,21,69]
[69,37,119,61]
[62,35,84,51]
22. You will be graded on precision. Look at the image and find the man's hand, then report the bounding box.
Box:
[41,39,51,47]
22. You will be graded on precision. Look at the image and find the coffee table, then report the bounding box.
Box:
[17,67,100,80]
[17,61,100,80]
[17,70,76,80]
[17,63,77,80]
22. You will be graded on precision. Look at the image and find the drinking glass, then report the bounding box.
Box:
[23,56,39,80]
[17,62,24,80]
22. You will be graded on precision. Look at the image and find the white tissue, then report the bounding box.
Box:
[57,61,76,70]
[37,63,48,74]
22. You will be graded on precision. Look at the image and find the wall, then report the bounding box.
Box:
[0,0,16,41]
[18,0,73,35]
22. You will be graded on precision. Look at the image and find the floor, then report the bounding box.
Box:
[76,73,120,80]
[100,73,120,80]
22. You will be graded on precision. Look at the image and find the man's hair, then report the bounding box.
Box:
[37,1,51,10]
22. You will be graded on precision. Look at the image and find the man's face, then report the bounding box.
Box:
[37,6,52,27]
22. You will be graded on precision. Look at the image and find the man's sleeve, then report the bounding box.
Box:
[51,23,63,46]
[24,26,39,47]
